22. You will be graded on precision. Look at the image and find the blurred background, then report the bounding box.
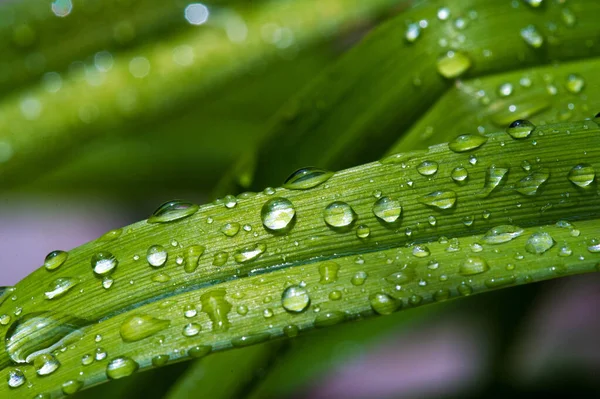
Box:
[0,0,598,398]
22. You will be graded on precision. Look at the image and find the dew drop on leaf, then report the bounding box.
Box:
[261,197,296,232]
[480,164,509,197]
[437,50,472,79]
[525,232,555,254]
[119,314,170,342]
[221,222,241,237]
[369,293,402,315]
[44,277,78,300]
[148,200,198,223]
[482,225,524,244]
[33,353,60,376]
[283,167,333,190]
[417,160,439,176]
[520,25,544,48]
[281,285,310,313]
[43,250,68,271]
[146,245,168,267]
[372,196,402,223]
[515,169,550,196]
[106,356,139,380]
[506,119,535,139]
[565,73,585,94]
[7,369,25,388]
[314,311,346,328]
[324,201,357,229]
[448,133,488,152]
[419,190,457,210]
[234,242,266,263]
[91,251,118,276]
[356,224,371,239]
[451,166,469,184]
[567,164,595,188]
[459,256,490,275]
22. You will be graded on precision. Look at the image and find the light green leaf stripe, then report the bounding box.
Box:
[0,119,599,397]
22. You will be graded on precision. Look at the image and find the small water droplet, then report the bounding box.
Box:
[516,169,550,196]
[283,167,333,190]
[437,50,472,79]
[234,242,266,263]
[497,82,513,97]
[565,74,585,94]
[221,222,241,237]
[459,256,490,275]
[372,196,402,223]
[231,333,270,347]
[152,354,169,367]
[525,232,555,254]
[506,119,535,139]
[319,261,340,284]
[281,285,310,313]
[369,293,402,315]
[213,251,228,266]
[7,369,26,388]
[188,345,211,358]
[33,353,60,376]
[356,225,371,239]
[457,283,473,296]
[419,190,457,210]
[405,23,421,43]
[324,201,357,229]
[91,251,118,276]
[44,250,68,271]
[106,356,139,380]
[261,197,296,232]
[62,380,83,395]
[520,25,544,48]
[44,277,78,300]
[147,245,168,267]
[417,160,439,176]
[482,225,524,244]
[448,133,488,152]
[484,275,516,288]
[351,271,368,286]
[451,167,469,184]
[224,194,238,209]
[412,245,430,258]
[587,238,600,253]
[437,7,450,20]
[182,322,201,337]
[567,164,595,188]
[98,228,122,242]
[120,314,170,342]
[148,200,198,223]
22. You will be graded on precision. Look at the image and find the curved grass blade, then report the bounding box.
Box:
[0,119,598,397]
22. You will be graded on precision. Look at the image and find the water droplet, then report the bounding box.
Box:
[372,197,402,223]
[324,201,357,229]
[523,0,543,7]
[437,51,472,79]
[81,354,93,366]
[44,250,68,271]
[417,160,439,176]
[148,200,198,223]
[459,256,489,275]
[525,232,555,254]
[480,165,509,197]
[516,169,550,196]
[497,82,513,97]
[319,261,340,284]
[201,289,231,331]
[283,324,300,337]
[184,245,205,273]
[369,293,402,315]
[44,277,78,300]
[183,322,201,337]
[506,119,535,139]
[448,133,488,152]
[147,245,168,267]
[356,225,371,239]
[261,197,296,232]
[106,356,139,379]
[224,194,237,209]
[412,245,430,258]
[565,74,585,94]
[457,283,473,296]
[482,225,524,244]
[283,167,333,189]
[437,7,450,20]
[484,275,516,288]
[520,25,544,48]
[120,314,170,342]
[567,164,595,188]
[405,23,421,43]
[385,269,415,284]
[152,354,169,367]
[314,311,346,328]
[558,243,573,257]
[62,380,83,395]
[188,345,211,358]
[234,242,266,263]
[91,251,118,276]
[419,190,457,210]
[451,167,469,184]
[231,332,270,347]
[587,238,600,253]
[95,348,107,361]
[351,271,368,286]
[5,312,86,363]
[281,285,310,313]
[221,222,241,237]
[7,369,26,388]
[213,251,228,266]
[33,353,60,376]
[98,228,122,242]
[0,314,11,325]
[433,289,451,302]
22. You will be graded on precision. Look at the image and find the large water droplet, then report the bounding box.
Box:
[412,245,430,258]
[106,356,139,379]
[520,25,544,48]
[369,293,402,315]
[419,190,457,210]
[482,225,524,244]
[234,242,266,264]
[5,312,86,363]
[44,277,78,300]
[43,250,68,271]
[147,245,168,267]
[283,167,333,190]
[437,51,472,79]
[516,169,550,195]
[372,197,402,223]
[281,285,310,313]
[7,369,26,388]
[417,160,439,176]
[184,245,205,273]
[459,256,489,275]
[201,289,231,332]
[506,119,535,139]
[91,251,118,276]
[33,353,60,376]
[319,261,340,284]
[385,269,415,284]
[188,345,211,358]
[148,200,198,223]
[261,197,296,232]
[567,164,595,188]
[324,201,357,229]
[525,232,555,254]
[480,165,509,197]
[448,133,488,153]
[120,314,170,342]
